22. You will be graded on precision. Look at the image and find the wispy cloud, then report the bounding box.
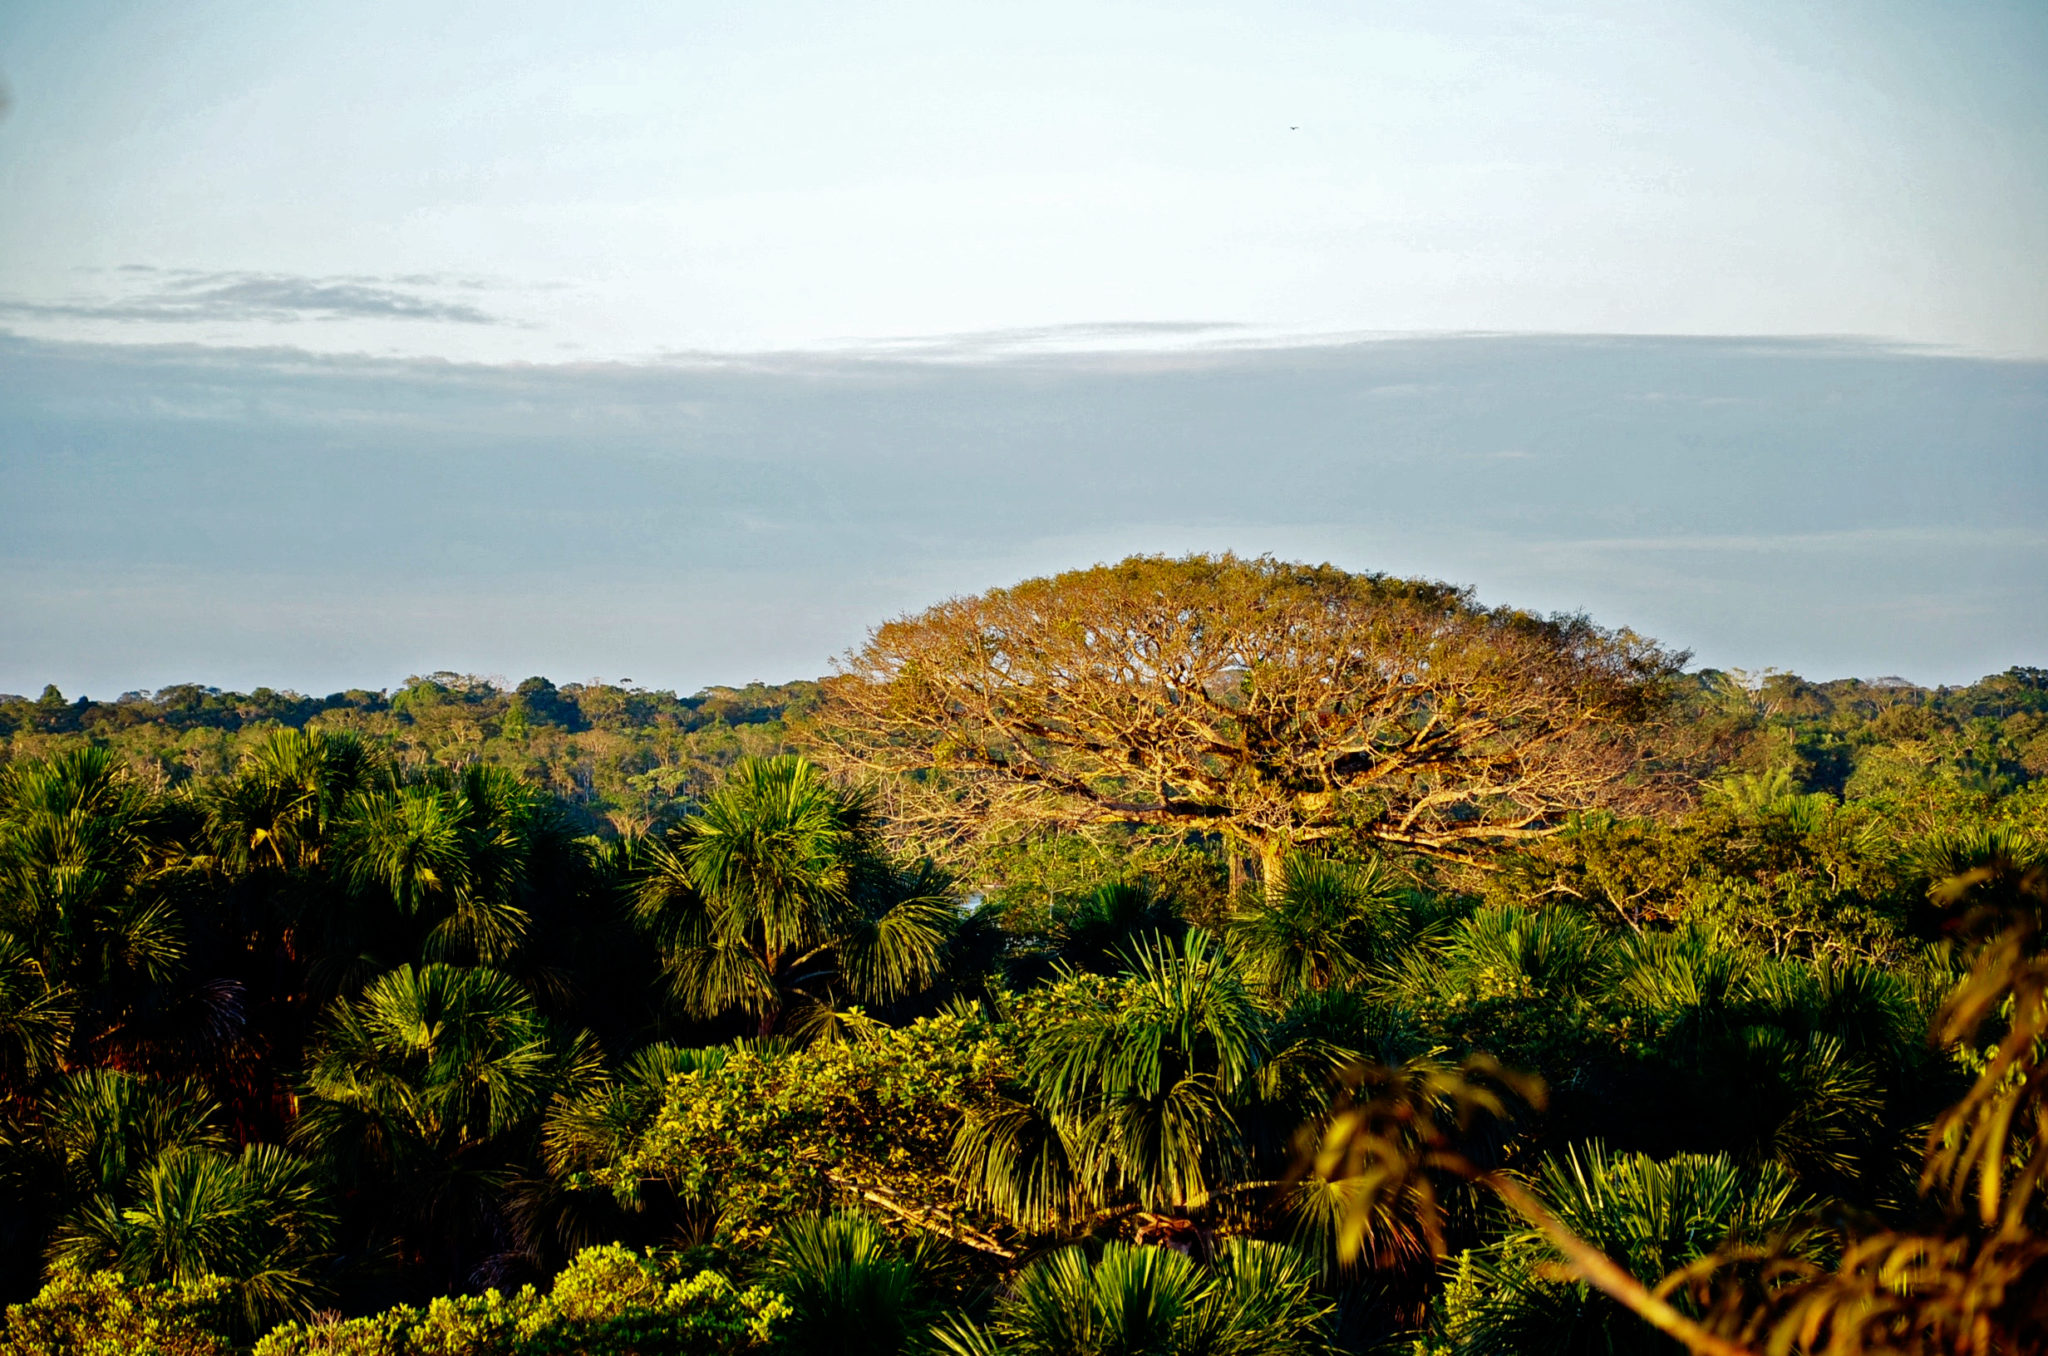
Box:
[823,319,1248,359]
[1542,527,2048,555]
[0,269,503,325]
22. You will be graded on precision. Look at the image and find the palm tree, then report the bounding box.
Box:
[1429,1144,1815,1356]
[1433,904,1612,999]
[1706,769,1837,828]
[635,756,954,1035]
[1612,927,1889,1185]
[1226,855,1399,1000]
[47,1142,333,1330]
[337,764,562,969]
[931,1239,1331,1356]
[1020,932,1266,1214]
[757,1211,933,1356]
[515,1043,730,1262]
[954,932,1329,1236]
[294,963,586,1288]
[949,1087,1088,1234]
[200,730,388,1137]
[1912,825,2047,910]
[0,749,218,1071]
[5,1069,328,1329]
[1050,882,1184,976]
[203,729,382,878]
[542,1043,727,1204]
[4,1069,224,1276]
[0,936,73,1098]
[30,1069,227,1201]
[1610,923,1742,1022]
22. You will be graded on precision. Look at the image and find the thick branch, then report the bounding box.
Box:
[826,1172,1018,1260]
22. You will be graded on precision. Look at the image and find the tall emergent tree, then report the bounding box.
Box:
[810,555,1683,879]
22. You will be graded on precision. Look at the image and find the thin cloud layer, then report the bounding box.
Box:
[0,269,502,326]
[1,331,2041,695]
[835,321,1252,359]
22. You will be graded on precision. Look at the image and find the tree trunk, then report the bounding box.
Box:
[1258,837,1289,903]
[758,945,783,1037]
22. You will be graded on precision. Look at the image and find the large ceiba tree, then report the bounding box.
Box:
[811,555,1683,878]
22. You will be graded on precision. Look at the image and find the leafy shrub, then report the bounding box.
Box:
[613,1012,1010,1240]
[0,1266,233,1356]
[252,1245,789,1356]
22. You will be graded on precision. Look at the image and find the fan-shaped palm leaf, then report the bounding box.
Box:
[1025,932,1266,1211]
[0,937,74,1089]
[950,1092,1085,1231]
[296,962,572,1279]
[47,1143,334,1329]
[635,757,955,1031]
[835,876,957,1006]
[1442,905,1612,998]
[759,1211,931,1356]
[1433,1145,1815,1356]
[1227,855,1398,999]
[38,1069,227,1199]
[340,787,465,919]
[1051,882,1184,975]
[934,1239,1331,1356]
[300,963,557,1151]
[0,749,189,1002]
[203,729,382,875]
[683,755,859,959]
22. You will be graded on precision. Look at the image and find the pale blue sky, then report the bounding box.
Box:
[3,0,2044,358]
[4,333,2042,695]
[0,3,2043,695]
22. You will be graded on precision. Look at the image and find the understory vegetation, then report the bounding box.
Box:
[2,557,2044,1353]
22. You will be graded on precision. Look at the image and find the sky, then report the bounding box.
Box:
[1,1,2044,696]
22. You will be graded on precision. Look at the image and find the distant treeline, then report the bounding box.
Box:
[0,674,824,834]
[5,665,2043,831]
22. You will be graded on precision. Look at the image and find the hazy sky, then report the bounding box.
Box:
[1,2,2043,696]
[5,332,2042,697]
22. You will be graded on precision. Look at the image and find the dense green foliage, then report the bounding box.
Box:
[2,637,2044,1353]
[0,675,821,835]
[245,1244,791,1355]
[1,1266,233,1356]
